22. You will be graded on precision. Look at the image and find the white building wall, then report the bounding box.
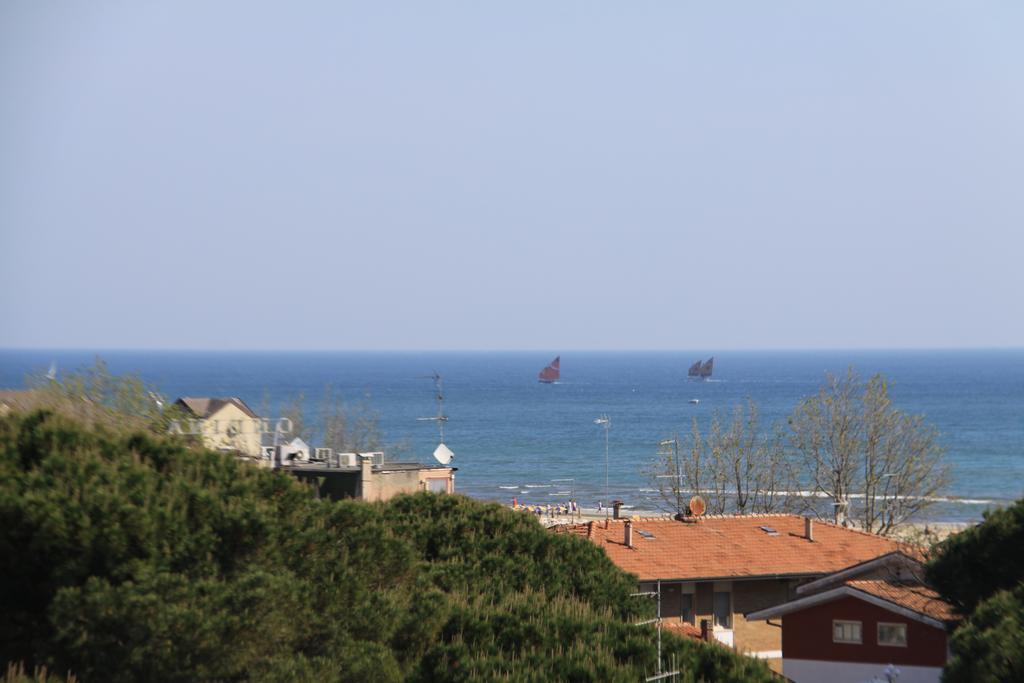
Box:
[198,404,262,456]
[784,659,942,683]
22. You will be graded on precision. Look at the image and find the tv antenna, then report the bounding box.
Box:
[594,415,611,518]
[417,371,453,465]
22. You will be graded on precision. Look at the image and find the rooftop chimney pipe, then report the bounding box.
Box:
[612,500,623,520]
[805,516,814,542]
[624,520,633,548]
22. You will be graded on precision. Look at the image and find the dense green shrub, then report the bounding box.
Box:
[0,411,772,682]
[927,498,1024,681]
[927,498,1024,614]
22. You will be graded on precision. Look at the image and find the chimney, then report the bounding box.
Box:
[805,516,814,542]
[612,500,623,520]
[700,619,710,642]
[833,499,848,527]
[624,520,633,548]
[359,454,375,501]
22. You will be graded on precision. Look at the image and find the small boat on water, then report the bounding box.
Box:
[688,398,700,405]
[687,357,714,380]
[538,356,560,383]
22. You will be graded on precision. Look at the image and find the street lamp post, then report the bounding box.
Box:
[594,415,611,519]
[881,472,897,532]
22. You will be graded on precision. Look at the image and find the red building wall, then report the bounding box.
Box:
[782,596,947,667]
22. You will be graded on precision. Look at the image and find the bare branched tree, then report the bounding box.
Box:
[787,369,949,535]
[648,400,798,516]
[281,393,308,444]
[281,387,383,454]
[320,386,382,453]
[22,357,186,435]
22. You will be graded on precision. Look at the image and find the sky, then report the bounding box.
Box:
[1,2,1022,351]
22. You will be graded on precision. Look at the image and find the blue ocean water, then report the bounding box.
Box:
[1,350,1021,523]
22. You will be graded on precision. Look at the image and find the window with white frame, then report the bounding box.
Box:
[833,619,862,644]
[712,591,732,629]
[878,622,908,647]
[426,478,448,493]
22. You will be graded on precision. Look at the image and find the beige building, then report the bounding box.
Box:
[173,397,263,457]
[286,453,456,501]
[553,514,906,673]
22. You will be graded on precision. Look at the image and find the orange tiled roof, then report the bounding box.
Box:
[558,515,906,581]
[661,621,704,640]
[847,580,957,622]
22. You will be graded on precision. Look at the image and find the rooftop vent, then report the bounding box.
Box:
[759,526,780,536]
[637,530,656,540]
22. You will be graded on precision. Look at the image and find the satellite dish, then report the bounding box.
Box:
[688,495,706,517]
[433,443,454,465]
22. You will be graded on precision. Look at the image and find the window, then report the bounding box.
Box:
[680,593,694,624]
[713,591,732,629]
[833,620,862,644]
[878,622,908,647]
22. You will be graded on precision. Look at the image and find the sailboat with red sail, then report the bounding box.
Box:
[687,357,714,380]
[538,356,560,383]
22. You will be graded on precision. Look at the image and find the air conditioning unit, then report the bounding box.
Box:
[336,453,357,467]
[314,447,332,461]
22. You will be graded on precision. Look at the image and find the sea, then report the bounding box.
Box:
[1,349,1021,523]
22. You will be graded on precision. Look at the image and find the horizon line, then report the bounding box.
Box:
[2,345,1023,354]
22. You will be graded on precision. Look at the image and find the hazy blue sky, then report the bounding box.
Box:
[2,2,1021,350]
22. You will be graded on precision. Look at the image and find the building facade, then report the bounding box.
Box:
[173,397,263,456]
[285,454,456,502]
[554,514,906,673]
[746,552,955,683]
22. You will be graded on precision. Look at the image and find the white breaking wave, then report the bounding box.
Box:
[644,486,996,506]
[782,491,996,505]
[524,484,552,488]
[922,496,995,505]
[498,485,519,490]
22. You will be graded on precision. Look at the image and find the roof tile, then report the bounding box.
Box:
[176,397,259,419]
[846,580,957,622]
[555,515,907,581]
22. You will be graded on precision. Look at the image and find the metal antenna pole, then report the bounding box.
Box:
[594,415,611,518]
[435,372,445,443]
[633,583,680,682]
[656,579,662,675]
[417,371,448,444]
